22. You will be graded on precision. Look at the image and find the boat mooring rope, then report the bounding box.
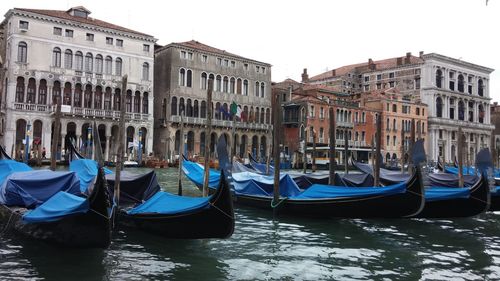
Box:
[271,197,288,209]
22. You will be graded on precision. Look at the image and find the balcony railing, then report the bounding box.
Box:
[337,121,354,128]
[13,102,150,121]
[170,115,272,131]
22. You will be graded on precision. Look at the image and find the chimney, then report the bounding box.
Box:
[331,69,336,76]
[404,52,411,64]
[301,68,309,83]
[368,58,373,65]
[397,57,402,66]
[419,51,424,57]
[368,58,376,70]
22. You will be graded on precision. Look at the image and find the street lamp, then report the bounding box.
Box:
[25,121,31,163]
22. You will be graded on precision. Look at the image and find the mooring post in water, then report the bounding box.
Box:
[374,113,382,187]
[203,79,213,197]
[303,130,307,174]
[50,96,61,171]
[178,110,185,196]
[328,107,336,185]
[272,94,281,216]
[312,130,317,172]
[409,119,416,174]
[114,75,127,212]
[344,129,349,174]
[400,123,405,174]
[266,142,271,175]
[458,127,464,188]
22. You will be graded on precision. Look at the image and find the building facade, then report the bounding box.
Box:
[0,6,156,161]
[309,52,494,163]
[154,40,272,161]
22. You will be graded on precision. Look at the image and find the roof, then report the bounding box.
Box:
[160,40,271,66]
[14,7,154,38]
[310,55,424,82]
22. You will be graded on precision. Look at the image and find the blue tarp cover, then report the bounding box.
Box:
[0,160,32,185]
[232,172,302,197]
[233,161,259,174]
[249,160,275,175]
[182,160,220,188]
[70,159,99,193]
[22,191,89,223]
[292,181,407,200]
[106,170,160,205]
[127,191,210,215]
[425,187,470,202]
[0,170,81,208]
[492,186,500,197]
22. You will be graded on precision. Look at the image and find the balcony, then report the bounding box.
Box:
[12,102,150,121]
[337,121,354,128]
[169,115,272,131]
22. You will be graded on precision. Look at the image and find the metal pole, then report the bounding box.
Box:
[25,121,31,163]
[272,94,281,215]
[138,130,142,165]
[178,110,185,196]
[328,107,336,185]
[458,127,464,188]
[50,97,61,171]
[400,123,405,173]
[312,130,317,172]
[202,79,213,197]
[344,129,349,174]
[409,119,416,174]
[374,113,382,187]
[303,130,307,173]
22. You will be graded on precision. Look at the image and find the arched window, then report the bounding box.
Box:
[478,104,485,123]
[85,52,93,72]
[266,108,270,124]
[243,80,249,95]
[126,90,132,112]
[386,118,390,130]
[255,81,259,96]
[27,78,36,103]
[393,119,397,131]
[201,101,206,118]
[142,92,149,114]
[115,58,122,76]
[15,77,25,103]
[436,69,443,88]
[186,69,192,87]
[215,102,221,119]
[237,78,242,94]
[38,79,47,105]
[392,104,397,112]
[52,47,61,67]
[74,84,82,107]
[457,74,464,93]
[255,108,260,123]
[17,41,27,63]
[63,82,72,105]
[193,100,199,117]
[94,86,102,108]
[142,62,149,80]
[179,68,185,86]
[179,98,185,115]
[105,56,112,75]
[64,49,73,69]
[468,101,474,122]
[52,81,61,104]
[186,99,193,117]
[478,79,484,96]
[95,54,103,73]
[171,97,177,116]
[436,97,443,118]
[223,76,229,92]
[260,82,265,98]
[113,89,121,111]
[75,51,83,71]
[104,87,112,110]
[201,72,207,89]
[134,91,140,113]
[260,108,265,124]
[216,75,222,92]
[458,100,465,121]
[230,77,235,93]
[84,85,92,108]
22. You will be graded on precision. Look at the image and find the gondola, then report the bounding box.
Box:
[69,142,234,239]
[248,153,274,175]
[231,165,424,218]
[0,145,111,248]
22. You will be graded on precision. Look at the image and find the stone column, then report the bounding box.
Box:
[34,80,40,106]
[47,86,53,108]
[105,135,110,161]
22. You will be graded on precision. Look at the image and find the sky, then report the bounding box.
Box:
[3,0,500,101]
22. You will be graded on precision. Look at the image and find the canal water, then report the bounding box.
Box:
[2,167,500,280]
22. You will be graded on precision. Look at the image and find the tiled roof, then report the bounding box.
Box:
[169,40,270,65]
[309,55,424,82]
[15,7,153,37]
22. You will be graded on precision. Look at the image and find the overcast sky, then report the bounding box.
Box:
[3,0,500,101]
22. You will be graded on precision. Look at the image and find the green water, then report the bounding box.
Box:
[1,168,500,280]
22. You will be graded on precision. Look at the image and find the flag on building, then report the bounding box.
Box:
[230,101,242,119]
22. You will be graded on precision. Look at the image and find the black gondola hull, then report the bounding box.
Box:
[0,168,111,248]
[415,175,490,218]
[234,168,425,218]
[116,173,234,239]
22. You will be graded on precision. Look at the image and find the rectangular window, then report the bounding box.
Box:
[262,67,266,73]
[310,106,315,117]
[376,83,381,90]
[180,51,186,59]
[116,39,123,47]
[53,27,62,35]
[224,59,229,67]
[188,52,193,60]
[19,20,29,29]
[244,63,248,70]
[364,85,369,91]
[256,66,260,72]
[364,76,369,82]
[415,78,421,89]
[143,44,150,52]
[389,72,395,78]
[389,81,395,88]
[106,37,113,45]
[201,55,208,62]
[217,58,222,65]
[231,61,236,68]
[65,29,73,37]
[86,33,94,41]
[377,74,382,80]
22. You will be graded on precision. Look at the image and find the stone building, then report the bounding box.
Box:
[0,6,156,161]
[491,102,500,166]
[153,40,272,161]
[308,52,494,163]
